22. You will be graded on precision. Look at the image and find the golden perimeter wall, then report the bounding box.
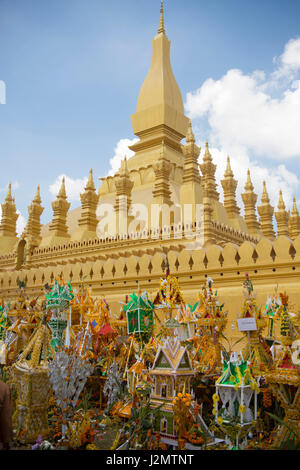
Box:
[0,234,299,344]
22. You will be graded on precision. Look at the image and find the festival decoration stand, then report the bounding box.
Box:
[265,293,300,448]
[150,336,195,447]
[12,315,53,443]
[46,279,74,350]
[71,283,95,333]
[48,347,94,440]
[124,291,155,336]
[190,277,228,375]
[214,354,258,449]
[237,274,273,376]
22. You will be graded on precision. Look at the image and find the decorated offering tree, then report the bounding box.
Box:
[149,336,195,446]
[265,293,300,448]
[71,282,95,332]
[48,347,94,439]
[13,314,54,443]
[190,277,228,375]
[238,274,273,376]
[124,290,155,338]
[46,279,74,351]
[264,287,282,342]
[214,354,259,449]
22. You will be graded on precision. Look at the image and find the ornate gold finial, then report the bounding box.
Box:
[224,156,233,178]
[275,190,289,237]
[221,156,239,217]
[5,182,12,202]
[58,176,67,199]
[203,141,212,162]
[244,169,254,192]
[85,168,96,191]
[258,181,274,239]
[119,156,130,177]
[186,119,195,144]
[288,196,300,239]
[292,196,299,216]
[158,0,165,34]
[261,181,270,204]
[33,185,41,204]
[278,190,286,211]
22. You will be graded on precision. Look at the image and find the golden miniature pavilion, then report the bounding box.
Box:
[0,1,300,344]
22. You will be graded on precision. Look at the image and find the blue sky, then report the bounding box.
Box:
[0,0,300,231]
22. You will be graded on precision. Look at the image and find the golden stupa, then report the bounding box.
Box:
[0,1,299,343]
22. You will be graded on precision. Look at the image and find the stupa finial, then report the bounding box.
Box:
[58,176,67,199]
[158,0,165,34]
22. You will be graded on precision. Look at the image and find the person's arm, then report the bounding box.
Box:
[0,384,12,449]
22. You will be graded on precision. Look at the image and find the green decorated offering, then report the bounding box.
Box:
[124,291,154,335]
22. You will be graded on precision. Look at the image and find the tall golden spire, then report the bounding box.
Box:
[180,120,202,226]
[241,169,259,234]
[257,181,275,239]
[275,190,289,237]
[130,0,189,159]
[0,182,18,238]
[58,176,67,199]
[23,185,44,245]
[114,157,134,237]
[221,156,240,218]
[288,196,300,239]
[48,177,70,238]
[200,142,219,201]
[73,168,99,241]
[85,168,96,191]
[158,0,165,34]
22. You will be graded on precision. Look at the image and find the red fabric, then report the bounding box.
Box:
[98,324,114,336]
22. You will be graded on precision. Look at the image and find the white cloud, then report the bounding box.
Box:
[273,38,300,80]
[199,143,299,213]
[185,37,300,161]
[108,137,139,176]
[49,174,88,202]
[16,210,26,236]
[185,37,300,212]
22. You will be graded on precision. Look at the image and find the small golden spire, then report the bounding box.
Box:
[120,156,129,177]
[292,196,299,216]
[261,181,270,204]
[33,185,41,204]
[5,182,12,202]
[186,119,195,143]
[244,169,254,192]
[85,168,96,191]
[278,190,286,211]
[203,141,212,162]
[58,176,67,199]
[158,0,165,34]
[224,156,233,178]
